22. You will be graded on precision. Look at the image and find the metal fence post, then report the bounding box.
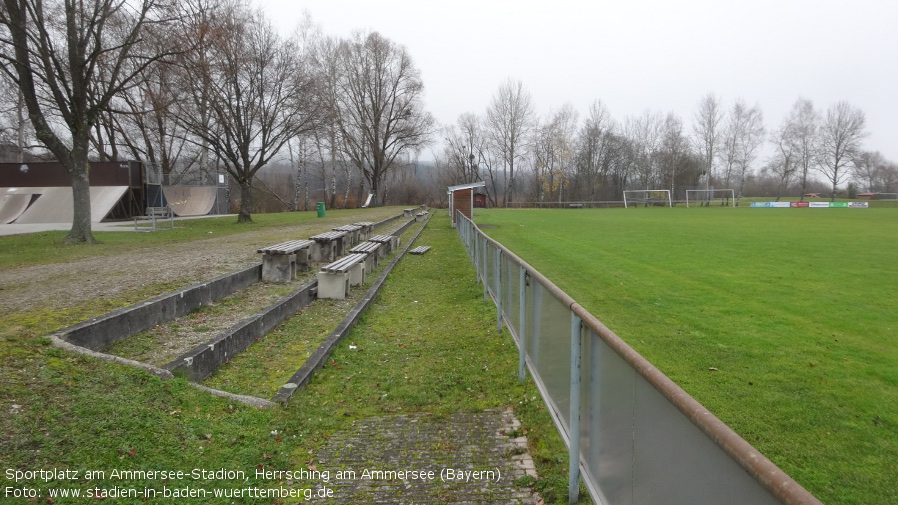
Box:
[569,313,582,504]
[473,230,480,282]
[482,239,488,302]
[518,266,527,382]
[496,248,503,332]
[530,281,542,366]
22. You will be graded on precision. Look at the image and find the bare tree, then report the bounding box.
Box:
[532,104,578,203]
[851,150,896,193]
[657,111,692,198]
[818,101,867,201]
[177,0,319,222]
[719,99,764,197]
[93,20,202,181]
[0,0,175,243]
[768,112,800,201]
[573,100,615,201]
[691,93,724,204]
[0,70,38,160]
[485,78,534,206]
[624,109,664,190]
[306,33,349,208]
[334,31,434,206]
[780,98,820,200]
[443,113,484,185]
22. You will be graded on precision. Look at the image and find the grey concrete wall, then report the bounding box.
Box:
[164,281,317,382]
[61,264,262,351]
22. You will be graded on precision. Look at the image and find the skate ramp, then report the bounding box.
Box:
[0,190,34,224]
[162,186,216,217]
[14,186,128,223]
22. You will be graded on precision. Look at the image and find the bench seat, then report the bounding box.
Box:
[352,222,375,241]
[309,230,348,262]
[410,246,431,255]
[333,224,363,247]
[368,234,399,256]
[257,239,314,283]
[349,241,382,271]
[317,253,367,300]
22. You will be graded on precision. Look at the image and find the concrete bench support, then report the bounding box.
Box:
[317,253,367,300]
[257,240,314,283]
[369,234,399,256]
[310,231,348,263]
[349,241,382,272]
[333,224,363,248]
[353,222,375,241]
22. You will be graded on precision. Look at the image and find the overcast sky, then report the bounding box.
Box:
[258,0,897,163]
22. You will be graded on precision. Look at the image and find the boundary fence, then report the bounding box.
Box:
[455,212,822,505]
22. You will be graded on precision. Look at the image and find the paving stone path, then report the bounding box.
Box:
[309,408,543,504]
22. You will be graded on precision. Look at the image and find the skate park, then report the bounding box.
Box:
[0,161,222,236]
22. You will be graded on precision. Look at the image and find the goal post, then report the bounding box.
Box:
[622,189,672,208]
[686,189,736,208]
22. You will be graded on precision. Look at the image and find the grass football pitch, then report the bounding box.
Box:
[475,206,897,505]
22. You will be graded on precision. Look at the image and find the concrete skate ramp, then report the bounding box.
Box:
[15,186,128,223]
[162,186,216,217]
[0,188,41,224]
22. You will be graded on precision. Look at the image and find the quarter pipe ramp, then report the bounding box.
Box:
[162,186,217,217]
[0,191,33,224]
[14,186,129,223]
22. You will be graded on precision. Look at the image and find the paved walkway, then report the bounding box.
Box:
[310,408,542,504]
[0,214,235,236]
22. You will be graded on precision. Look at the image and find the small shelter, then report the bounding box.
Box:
[447,181,485,226]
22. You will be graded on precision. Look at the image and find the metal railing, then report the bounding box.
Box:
[455,212,822,505]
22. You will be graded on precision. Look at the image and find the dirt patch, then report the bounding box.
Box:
[0,209,402,316]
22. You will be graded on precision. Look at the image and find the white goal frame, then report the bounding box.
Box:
[686,189,736,208]
[623,189,672,208]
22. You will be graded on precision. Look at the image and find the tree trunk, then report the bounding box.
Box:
[238,180,253,223]
[65,164,97,244]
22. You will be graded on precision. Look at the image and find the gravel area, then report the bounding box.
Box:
[0,209,403,316]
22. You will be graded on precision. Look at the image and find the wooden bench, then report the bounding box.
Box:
[568,203,584,209]
[403,208,416,218]
[369,234,400,257]
[333,224,363,247]
[257,239,314,283]
[410,246,431,255]
[317,253,367,300]
[415,210,429,222]
[349,241,382,271]
[133,206,174,231]
[353,222,375,241]
[309,230,348,263]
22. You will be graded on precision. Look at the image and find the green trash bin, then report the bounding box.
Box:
[316,201,326,218]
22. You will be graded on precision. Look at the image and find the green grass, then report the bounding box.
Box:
[1,210,585,504]
[476,206,898,505]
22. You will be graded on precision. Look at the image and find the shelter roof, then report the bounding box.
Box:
[447,181,486,193]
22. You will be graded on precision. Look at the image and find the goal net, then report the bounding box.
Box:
[686,189,736,208]
[623,190,672,208]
